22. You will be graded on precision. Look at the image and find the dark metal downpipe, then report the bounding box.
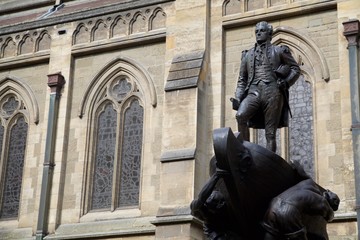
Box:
[343,19,360,234]
[36,73,65,240]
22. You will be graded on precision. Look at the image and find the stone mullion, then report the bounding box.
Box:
[35,24,72,239]
[112,105,122,211]
[154,0,207,239]
[0,120,9,217]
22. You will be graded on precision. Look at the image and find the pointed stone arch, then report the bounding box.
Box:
[148,7,166,31]
[0,76,39,124]
[78,56,157,118]
[129,12,146,34]
[273,26,330,83]
[18,34,34,55]
[272,26,324,178]
[1,37,16,58]
[223,0,242,16]
[35,31,51,52]
[72,23,89,45]
[110,16,127,38]
[91,19,108,42]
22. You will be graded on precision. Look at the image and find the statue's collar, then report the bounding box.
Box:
[255,41,271,50]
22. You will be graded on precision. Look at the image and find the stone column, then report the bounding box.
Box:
[35,24,73,238]
[153,0,209,239]
[36,73,65,240]
[343,18,360,233]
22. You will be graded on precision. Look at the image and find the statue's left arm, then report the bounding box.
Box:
[235,50,249,102]
[280,45,301,87]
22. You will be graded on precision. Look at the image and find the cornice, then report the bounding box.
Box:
[222,0,337,29]
[0,0,174,35]
[0,0,54,15]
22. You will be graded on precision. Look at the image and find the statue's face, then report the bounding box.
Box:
[255,23,269,44]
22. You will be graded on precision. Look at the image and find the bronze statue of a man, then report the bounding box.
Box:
[234,21,300,152]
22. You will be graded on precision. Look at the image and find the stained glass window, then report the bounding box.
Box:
[89,77,144,212]
[118,100,143,207]
[91,104,117,210]
[0,116,28,218]
[289,78,314,178]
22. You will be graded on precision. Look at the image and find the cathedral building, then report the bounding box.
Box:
[0,0,359,239]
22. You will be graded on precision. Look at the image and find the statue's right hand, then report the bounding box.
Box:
[230,97,240,110]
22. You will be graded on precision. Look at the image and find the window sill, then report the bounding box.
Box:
[47,215,155,240]
[80,208,141,223]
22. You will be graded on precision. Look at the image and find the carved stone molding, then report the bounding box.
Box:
[343,19,360,47]
[72,7,166,46]
[160,148,196,163]
[0,29,51,59]
[222,0,336,28]
[0,0,174,36]
[0,75,40,124]
[223,0,331,16]
[78,56,157,118]
[273,26,330,82]
[223,0,242,16]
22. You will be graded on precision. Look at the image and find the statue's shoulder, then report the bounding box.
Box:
[242,46,255,58]
[278,45,290,53]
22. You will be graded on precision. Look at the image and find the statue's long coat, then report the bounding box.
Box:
[235,43,300,128]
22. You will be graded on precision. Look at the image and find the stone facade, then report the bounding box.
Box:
[0,0,359,239]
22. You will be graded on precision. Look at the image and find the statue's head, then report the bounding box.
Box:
[255,21,273,44]
[324,190,340,211]
[205,190,226,212]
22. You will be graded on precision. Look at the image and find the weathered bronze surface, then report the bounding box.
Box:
[233,21,300,152]
[191,127,339,239]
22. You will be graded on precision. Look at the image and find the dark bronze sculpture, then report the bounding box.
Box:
[190,164,240,239]
[191,127,339,240]
[262,179,339,240]
[233,21,300,152]
[191,21,338,240]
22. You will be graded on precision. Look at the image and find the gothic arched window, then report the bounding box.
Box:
[89,76,144,211]
[0,94,28,219]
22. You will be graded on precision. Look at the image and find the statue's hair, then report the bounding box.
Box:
[256,21,273,37]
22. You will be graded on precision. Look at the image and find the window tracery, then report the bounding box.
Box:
[88,76,144,212]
